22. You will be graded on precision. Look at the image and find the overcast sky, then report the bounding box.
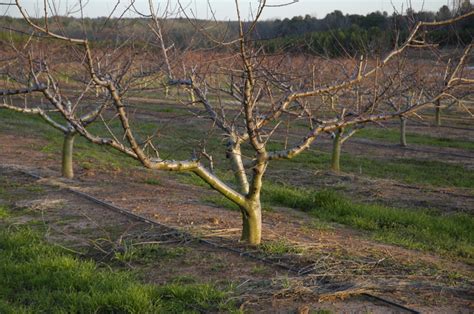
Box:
[2,1,453,20]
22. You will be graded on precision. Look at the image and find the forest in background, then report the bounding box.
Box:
[1,1,473,57]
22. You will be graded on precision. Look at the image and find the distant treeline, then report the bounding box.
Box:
[1,1,472,57]
[254,1,473,56]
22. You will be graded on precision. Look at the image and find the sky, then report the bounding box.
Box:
[1,0,454,20]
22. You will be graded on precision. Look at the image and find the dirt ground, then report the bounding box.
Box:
[268,141,474,216]
[0,129,473,312]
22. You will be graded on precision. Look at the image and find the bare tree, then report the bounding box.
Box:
[6,1,473,245]
[0,90,106,179]
[159,4,473,243]
[0,39,108,179]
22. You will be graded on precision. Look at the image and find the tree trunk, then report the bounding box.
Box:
[400,116,407,147]
[188,88,196,103]
[435,100,441,126]
[229,144,250,194]
[62,132,76,179]
[331,128,343,172]
[240,201,262,245]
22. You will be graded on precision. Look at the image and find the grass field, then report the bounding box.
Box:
[0,207,235,313]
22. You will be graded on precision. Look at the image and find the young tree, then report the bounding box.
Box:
[0,29,109,179]
[0,91,106,179]
[7,1,474,245]
[399,115,408,146]
[330,126,360,172]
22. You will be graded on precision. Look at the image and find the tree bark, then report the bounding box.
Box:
[240,201,262,245]
[62,132,76,179]
[400,115,407,147]
[331,128,343,172]
[229,143,250,194]
[435,100,441,126]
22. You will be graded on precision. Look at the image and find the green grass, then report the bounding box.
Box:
[250,265,267,275]
[262,183,474,260]
[260,239,303,255]
[0,206,10,219]
[114,242,189,264]
[345,157,473,189]
[142,178,162,186]
[0,226,235,313]
[270,149,474,189]
[356,127,474,150]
